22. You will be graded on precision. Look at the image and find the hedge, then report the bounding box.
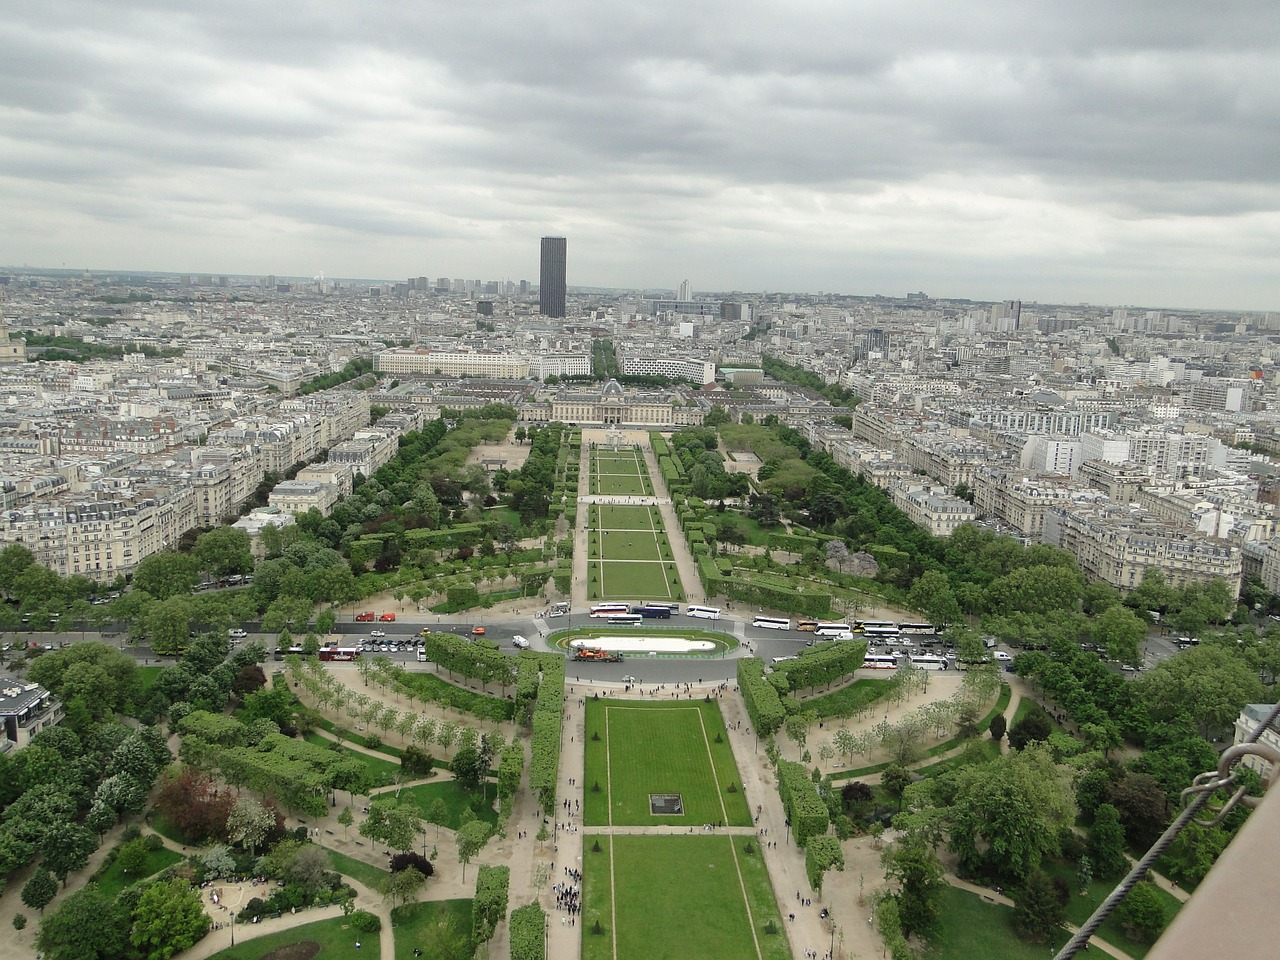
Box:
[510,902,547,960]
[404,522,489,550]
[776,759,830,848]
[737,658,785,737]
[422,632,518,690]
[474,865,510,943]
[767,531,834,552]
[769,641,867,694]
[804,835,845,892]
[528,655,565,815]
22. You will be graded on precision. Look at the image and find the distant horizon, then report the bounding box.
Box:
[1,263,1267,317]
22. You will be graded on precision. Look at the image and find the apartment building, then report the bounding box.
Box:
[375,348,531,378]
[973,469,1084,539]
[268,479,340,517]
[892,485,977,537]
[1044,504,1241,597]
[0,679,63,753]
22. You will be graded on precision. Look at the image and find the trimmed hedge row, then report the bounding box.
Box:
[528,654,565,815]
[776,759,830,848]
[422,632,518,689]
[474,865,510,943]
[510,902,547,960]
[737,658,785,737]
[767,531,834,553]
[804,835,845,893]
[769,641,867,694]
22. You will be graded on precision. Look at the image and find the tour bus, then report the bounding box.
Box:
[814,622,853,637]
[863,625,902,640]
[590,603,631,618]
[633,605,673,619]
[648,602,681,614]
[273,645,308,661]
[1176,636,1200,648]
[898,622,937,636]
[752,615,793,631]
[909,654,949,671]
[862,654,900,670]
[686,605,722,620]
[319,646,361,662]
[853,619,896,632]
[607,614,644,625]
[771,656,799,666]
[795,620,819,632]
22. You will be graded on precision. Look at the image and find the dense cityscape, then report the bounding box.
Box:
[0,247,1275,960]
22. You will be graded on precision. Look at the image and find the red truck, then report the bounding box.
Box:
[572,647,623,663]
[355,612,376,622]
[378,613,396,622]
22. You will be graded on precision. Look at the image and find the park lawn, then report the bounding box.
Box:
[581,835,614,960]
[595,473,649,497]
[94,845,184,899]
[733,835,791,960]
[583,699,750,827]
[202,915,379,960]
[148,809,189,846]
[597,531,664,562]
[1042,860,1180,959]
[595,504,659,530]
[326,849,391,891]
[594,560,683,601]
[607,835,780,960]
[302,732,400,788]
[374,779,498,830]
[924,886,1055,960]
[794,677,895,719]
[136,665,165,703]
[390,899,475,960]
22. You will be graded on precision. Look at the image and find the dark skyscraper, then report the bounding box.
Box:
[539,236,566,318]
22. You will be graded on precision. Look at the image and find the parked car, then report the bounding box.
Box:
[370,629,386,638]
[228,628,248,639]
[993,650,1013,662]
[512,635,530,649]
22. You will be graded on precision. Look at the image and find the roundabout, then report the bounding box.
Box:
[568,634,717,654]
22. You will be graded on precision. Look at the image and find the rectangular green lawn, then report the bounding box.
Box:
[925,886,1055,960]
[595,504,659,529]
[303,732,400,788]
[595,473,649,496]
[94,845,184,899]
[583,700,750,826]
[597,529,663,561]
[586,835,788,960]
[595,559,682,601]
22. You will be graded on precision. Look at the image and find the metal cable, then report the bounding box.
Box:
[1052,698,1280,960]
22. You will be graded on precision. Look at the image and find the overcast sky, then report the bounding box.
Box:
[3,1,1279,309]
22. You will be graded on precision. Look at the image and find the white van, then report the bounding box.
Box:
[512,635,530,649]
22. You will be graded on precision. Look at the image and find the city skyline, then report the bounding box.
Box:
[2,2,1279,310]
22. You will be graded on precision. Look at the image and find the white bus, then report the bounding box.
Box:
[815,622,853,637]
[752,616,792,631]
[771,656,798,666]
[649,602,681,613]
[862,654,899,670]
[863,625,902,640]
[855,620,896,632]
[607,614,644,625]
[590,603,631,618]
[686,605,722,620]
[898,622,937,636]
[909,654,949,671]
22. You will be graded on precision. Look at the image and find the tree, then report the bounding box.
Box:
[226,795,274,857]
[338,805,355,838]
[130,551,201,600]
[1115,881,1167,943]
[116,837,150,876]
[21,869,57,913]
[42,821,97,886]
[37,883,131,960]
[881,764,912,811]
[989,713,1007,743]
[1013,868,1066,944]
[1132,645,1264,739]
[193,527,254,578]
[1109,772,1168,850]
[907,571,961,629]
[1007,707,1053,751]
[881,837,944,939]
[456,820,492,881]
[0,543,35,597]
[130,877,211,960]
[428,797,449,838]
[1093,605,1147,666]
[201,845,236,880]
[1087,804,1129,878]
[382,865,427,908]
[945,745,1075,883]
[451,743,487,793]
